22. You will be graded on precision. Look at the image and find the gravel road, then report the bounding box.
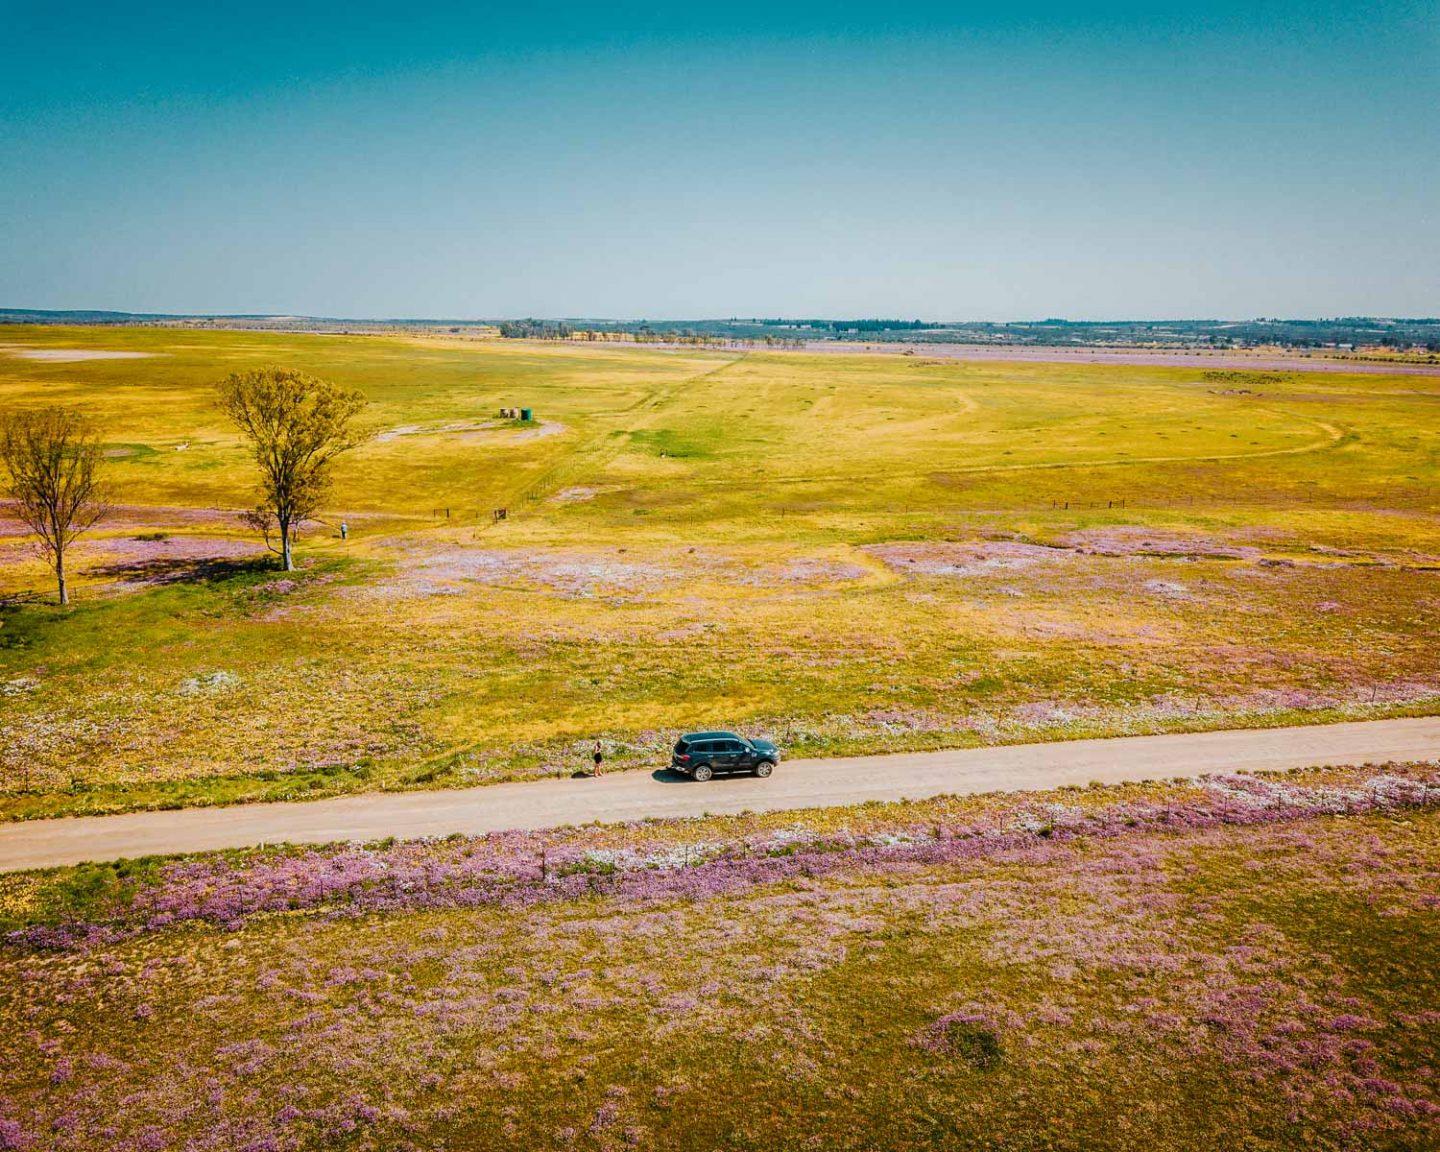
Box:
[2,717,1437,872]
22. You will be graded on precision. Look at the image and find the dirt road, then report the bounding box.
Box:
[2,717,1437,872]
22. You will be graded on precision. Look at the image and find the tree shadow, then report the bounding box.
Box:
[90,556,278,587]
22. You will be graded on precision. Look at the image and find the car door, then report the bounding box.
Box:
[716,739,744,772]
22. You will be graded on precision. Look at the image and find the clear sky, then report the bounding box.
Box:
[2,1,1436,319]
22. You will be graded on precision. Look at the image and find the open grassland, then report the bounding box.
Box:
[1,765,1437,1150]
[1,326,1438,818]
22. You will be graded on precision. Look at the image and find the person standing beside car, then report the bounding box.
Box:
[592,740,604,777]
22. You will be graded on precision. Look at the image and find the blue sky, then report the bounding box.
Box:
[2,1,1436,318]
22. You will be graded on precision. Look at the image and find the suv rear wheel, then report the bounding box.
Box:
[692,764,714,782]
[754,761,774,778]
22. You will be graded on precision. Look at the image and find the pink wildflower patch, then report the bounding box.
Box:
[915,1010,1005,1068]
[1327,1014,1383,1033]
[863,540,1071,578]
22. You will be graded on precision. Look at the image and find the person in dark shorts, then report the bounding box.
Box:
[592,741,603,777]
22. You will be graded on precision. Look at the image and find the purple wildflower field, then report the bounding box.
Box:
[2,765,1437,1150]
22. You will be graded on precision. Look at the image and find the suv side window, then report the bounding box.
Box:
[723,740,745,753]
[692,741,715,755]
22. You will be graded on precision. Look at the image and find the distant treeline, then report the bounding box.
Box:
[6,308,1439,353]
[498,320,575,339]
[758,319,941,333]
[496,320,804,349]
[985,317,1440,351]
[492,315,1440,352]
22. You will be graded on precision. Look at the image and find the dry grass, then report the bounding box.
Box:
[1,326,1437,817]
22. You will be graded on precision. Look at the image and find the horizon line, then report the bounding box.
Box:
[5,308,1438,327]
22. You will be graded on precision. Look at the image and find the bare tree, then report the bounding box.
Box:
[218,368,368,572]
[0,407,111,605]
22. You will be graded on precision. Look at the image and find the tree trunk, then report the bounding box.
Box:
[56,548,68,606]
[281,520,294,572]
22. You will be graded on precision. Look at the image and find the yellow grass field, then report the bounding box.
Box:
[1,325,1437,818]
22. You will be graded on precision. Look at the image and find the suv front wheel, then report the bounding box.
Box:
[692,764,714,782]
[754,761,774,778]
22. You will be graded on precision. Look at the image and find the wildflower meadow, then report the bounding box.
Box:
[2,765,1437,1150]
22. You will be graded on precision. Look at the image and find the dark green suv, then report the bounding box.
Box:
[671,731,780,781]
